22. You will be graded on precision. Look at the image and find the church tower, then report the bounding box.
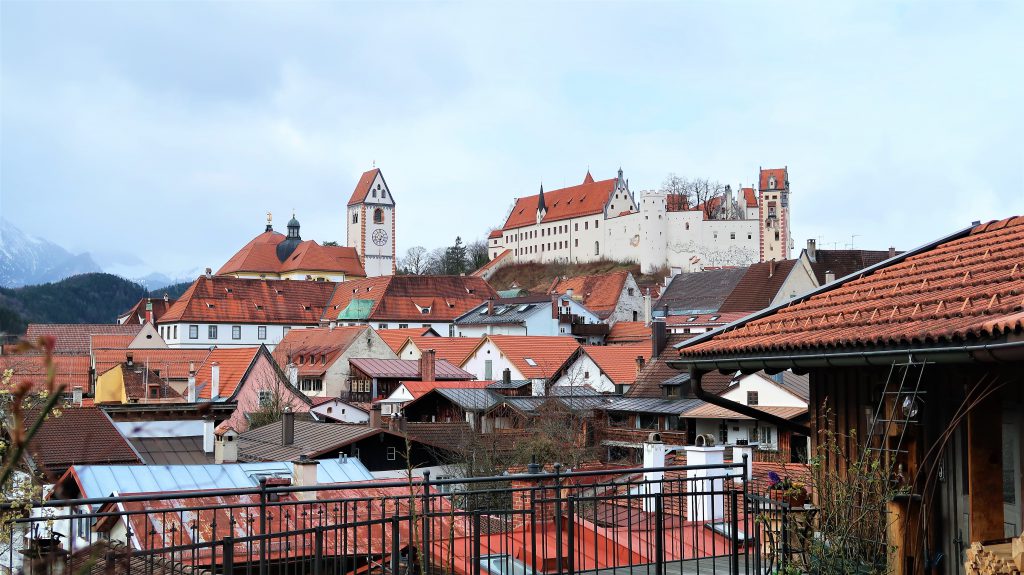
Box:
[346,168,396,277]
[758,167,792,261]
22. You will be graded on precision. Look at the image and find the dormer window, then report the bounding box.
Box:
[768,175,777,190]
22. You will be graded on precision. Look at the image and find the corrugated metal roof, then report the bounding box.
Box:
[349,357,473,379]
[486,379,531,389]
[435,388,500,411]
[602,397,703,415]
[68,459,373,503]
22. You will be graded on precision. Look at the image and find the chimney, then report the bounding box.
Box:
[806,239,817,263]
[566,288,574,300]
[502,368,511,386]
[126,353,134,368]
[288,363,298,387]
[551,294,559,319]
[210,362,220,399]
[420,349,436,383]
[888,246,896,258]
[642,432,665,513]
[145,300,154,324]
[205,267,212,279]
[292,454,318,501]
[370,404,383,428]
[643,289,652,325]
[187,362,197,403]
[768,259,776,278]
[282,407,295,445]
[636,355,646,376]
[214,427,238,464]
[825,270,836,284]
[202,416,215,454]
[651,318,668,358]
[487,299,494,315]
[72,386,83,406]
[163,292,169,303]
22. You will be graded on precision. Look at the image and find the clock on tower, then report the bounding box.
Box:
[347,168,396,277]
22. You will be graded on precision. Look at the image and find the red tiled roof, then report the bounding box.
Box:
[0,354,91,393]
[582,170,595,184]
[376,327,438,353]
[117,297,177,325]
[25,324,142,355]
[548,271,629,318]
[398,380,492,399]
[682,404,806,420]
[347,168,381,206]
[606,322,651,344]
[487,229,503,239]
[272,326,368,377]
[196,347,262,400]
[93,348,211,381]
[502,178,617,230]
[99,363,182,402]
[759,167,788,191]
[161,276,338,324]
[324,276,498,323]
[90,333,137,350]
[717,260,799,313]
[349,358,474,380]
[481,335,581,379]
[681,216,1024,357]
[471,249,511,277]
[742,187,757,207]
[25,406,141,478]
[582,344,651,385]
[217,231,365,278]
[408,336,482,365]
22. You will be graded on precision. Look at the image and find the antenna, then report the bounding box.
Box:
[849,234,861,249]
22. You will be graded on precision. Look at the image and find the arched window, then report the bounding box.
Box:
[373,208,384,224]
[594,241,600,256]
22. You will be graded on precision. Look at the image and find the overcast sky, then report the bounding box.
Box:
[2,1,1022,276]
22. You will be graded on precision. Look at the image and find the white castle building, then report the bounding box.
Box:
[487,167,792,272]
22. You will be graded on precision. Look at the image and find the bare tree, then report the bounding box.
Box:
[244,370,302,430]
[423,247,447,275]
[400,246,428,275]
[466,239,490,272]
[686,177,728,220]
[659,173,690,209]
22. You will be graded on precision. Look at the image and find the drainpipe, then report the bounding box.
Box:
[690,370,810,436]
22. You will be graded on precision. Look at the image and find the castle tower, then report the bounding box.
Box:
[758,167,791,261]
[347,168,396,277]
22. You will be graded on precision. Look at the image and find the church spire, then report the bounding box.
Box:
[537,183,546,214]
[583,170,594,184]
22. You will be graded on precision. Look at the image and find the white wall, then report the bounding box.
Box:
[551,354,615,393]
[312,400,369,423]
[162,322,315,350]
[461,339,524,381]
[721,373,805,408]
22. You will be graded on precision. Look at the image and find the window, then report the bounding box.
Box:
[747,391,759,406]
[574,223,578,231]
[748,233,752,240]
[386,446,397,461]
[352,212,358,224]
[575,239,578,247]
[232,325,241,340]
[584,222,588,230]
[594,241,600,256]
[713,231,718,239]
[258,326,267,340]
[172,326,177,339]
[719,421,729,445]
[759,426,774,446]
[398,323,409,329]
[730,232,735,240]
[378,323,388,329]
[775,231,780,241]
[632,311,639,321]
[373,208,384,224]
[594,220,599,228]
[302,378,324,392]
[627,288,635,296]
[189,325,199,339]
[449,325,456,337]
[258,390,272,408]
[484,360,493,380]
[208,325,218,339]
[524,358,537,367]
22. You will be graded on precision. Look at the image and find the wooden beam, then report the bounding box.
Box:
[967,391,1004,542]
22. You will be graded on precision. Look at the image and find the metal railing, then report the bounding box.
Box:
[6,460,768,575]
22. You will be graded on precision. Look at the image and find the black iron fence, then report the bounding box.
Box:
[1,459,808,575]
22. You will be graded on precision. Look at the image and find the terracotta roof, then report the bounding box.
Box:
[0,354,91,393]
[482,335,581,379]
[582,344,651,385]
[196,347,262,400]
[742,187,757,207]
[717,260,799,313]
[680,216,1024,357]
[272,326,369,377]
[606,322,651,344]
[349,358,474,380]
[502,177,617,230]
[758,167,788,191]
[548,271,629,319]
[324,275,498,323]
[347,168,381,206]
[397,380,493,399]
[404,421,475,452]
[655,268,748,314]
[25,406,141,478]
[161,276,338,324]
[409,336,483,365]
[806,249,894,286]
[487,229,503,239]
[627,337,732,398]
[583,170,595,184]
[682,404,807,421]
[376,327,438,353]
[90,333,137,350]
[471,249,511,277]
[117,297,176,325]
[25,324,142,355]
[93,348,211,381]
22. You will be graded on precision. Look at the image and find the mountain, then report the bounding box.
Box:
[0,273,158,335]
[0,219,102,288]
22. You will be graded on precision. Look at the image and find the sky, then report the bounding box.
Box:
[2,1,1022,277]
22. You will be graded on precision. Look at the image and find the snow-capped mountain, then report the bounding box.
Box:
[0,219,102,287]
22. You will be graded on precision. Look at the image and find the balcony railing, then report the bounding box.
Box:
[4,462,770,575]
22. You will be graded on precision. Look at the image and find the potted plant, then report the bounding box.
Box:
[768,471,809,508]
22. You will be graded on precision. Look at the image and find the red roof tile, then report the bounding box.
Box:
[487,229,503,239]
[682,404,806,420]
[408,336,482,365]
[347,168,381,206]
[742,187,757,207]
[272,326,369,377]
[0,354,91,393]
[324,276,498,323]
[160,276,338,324]
[471,249,511,277]
[502,177,618,230]
[196,347,262,400]
[606,322,651,344]
[717,260,799,313]
[26,406,141,478]
[93,348,212,381]
[90,333,137,350]
[681,216,1024,356]
[481,335,581,379]
[25,324,142,355]
[376,327,438,353]
[217,231,364,278]
[117,297,177,325]
[548,271,629,318]
[759,167,788,191]
[398,380,492,399]
[582,344,651,385]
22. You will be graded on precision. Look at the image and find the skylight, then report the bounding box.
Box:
[517,304,533,312]
[524,358,537,367]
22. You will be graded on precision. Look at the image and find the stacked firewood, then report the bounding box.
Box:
[964,534,1024,575]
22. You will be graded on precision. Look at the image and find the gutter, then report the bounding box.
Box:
[688,370,811,435]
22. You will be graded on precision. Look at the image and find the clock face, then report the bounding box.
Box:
[372,228,389,246]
